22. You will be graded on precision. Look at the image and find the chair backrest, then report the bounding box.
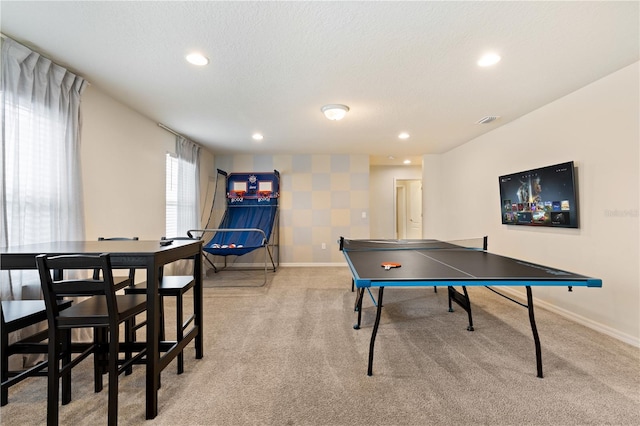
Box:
[95,237,139,281]
[162,236,198,274]
[162,236,197,241]
[36,253,117,324]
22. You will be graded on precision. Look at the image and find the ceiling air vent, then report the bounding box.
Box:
[475,116,500,124]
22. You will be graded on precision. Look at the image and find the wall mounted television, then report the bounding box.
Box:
[499,161,579,228]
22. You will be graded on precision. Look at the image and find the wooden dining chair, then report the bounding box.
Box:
[1,299,72,406]
[36,253,148,426]
[98,236,196,374]
[95,237,139,291]
[122,236,196,374]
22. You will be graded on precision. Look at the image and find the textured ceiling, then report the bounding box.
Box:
[1,1,638,165]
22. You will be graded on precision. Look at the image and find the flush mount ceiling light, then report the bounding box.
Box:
[321,104,349,121]
[477,53,501,67]
[398,132,410,140]
[252,133,264,141]
[186,52,209,66]
[403,159,412,165]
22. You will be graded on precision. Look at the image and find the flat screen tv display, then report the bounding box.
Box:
[499,161,578,228]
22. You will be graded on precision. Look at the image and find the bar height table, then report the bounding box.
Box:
[0,239,203,419]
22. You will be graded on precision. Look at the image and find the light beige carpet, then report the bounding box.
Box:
[203,266,275,288]
[2,267,639,425]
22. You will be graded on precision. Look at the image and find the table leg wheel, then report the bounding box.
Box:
[448,308,454,312]
[467,326,474,331]
[353,324,360,330]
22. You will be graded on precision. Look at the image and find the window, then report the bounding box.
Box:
[165,153,179,238]
[165,151,198,238]
[4,101,62,243]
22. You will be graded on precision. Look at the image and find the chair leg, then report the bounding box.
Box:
[47,329,60,426]
[1,325,9,406]
[176,293,184,374]
[61,329,72,405]
[94,327,104,393]
[157,297,166,389]
[108,326,119,426]
[159,297,166,341]
[124,317,134,376]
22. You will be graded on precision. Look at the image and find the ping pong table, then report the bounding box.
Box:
[339,237,602,377]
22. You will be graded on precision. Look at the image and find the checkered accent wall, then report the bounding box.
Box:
[214,154,369,264]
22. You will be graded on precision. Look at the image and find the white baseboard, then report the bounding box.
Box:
[207,262,347,268]
[279,262,347,267]
[494,287,640,348]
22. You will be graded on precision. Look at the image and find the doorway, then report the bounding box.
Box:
[395,179,422,239]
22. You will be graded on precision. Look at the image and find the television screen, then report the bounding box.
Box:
[499,161,578,228]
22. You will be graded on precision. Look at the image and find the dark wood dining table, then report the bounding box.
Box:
[0,239,203,419]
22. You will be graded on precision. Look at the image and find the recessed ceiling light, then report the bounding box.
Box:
[186,53,209,66]
[403,159,412,165]
[398,132,410,139]
[477,53,501,67]
[252,133,264,141]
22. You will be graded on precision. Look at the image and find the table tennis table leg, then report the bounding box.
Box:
[526,286,543,378]
[354,288,365,328]
[367,287,384,376]
[447,286,474,331]
[354,286,363,312]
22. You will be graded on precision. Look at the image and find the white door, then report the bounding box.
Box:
[406,180,422,239]
[396,185,407,239]
[395,179,422,239]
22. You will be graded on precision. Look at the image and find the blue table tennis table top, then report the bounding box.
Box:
[341,237,602,377]
[341,238,602,289]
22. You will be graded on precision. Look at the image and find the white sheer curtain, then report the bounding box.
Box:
[166,136,200,275]
[175,136,201,236]
[1,37,86,301]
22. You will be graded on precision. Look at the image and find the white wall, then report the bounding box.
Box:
[423,62,640,345]
[81,86,215,240]
[370,165,423,239]
[79,63,638,344]
[214,154,370,265]
[422,155,444,240]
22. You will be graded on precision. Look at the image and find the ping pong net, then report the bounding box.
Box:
[339,237,487,252]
